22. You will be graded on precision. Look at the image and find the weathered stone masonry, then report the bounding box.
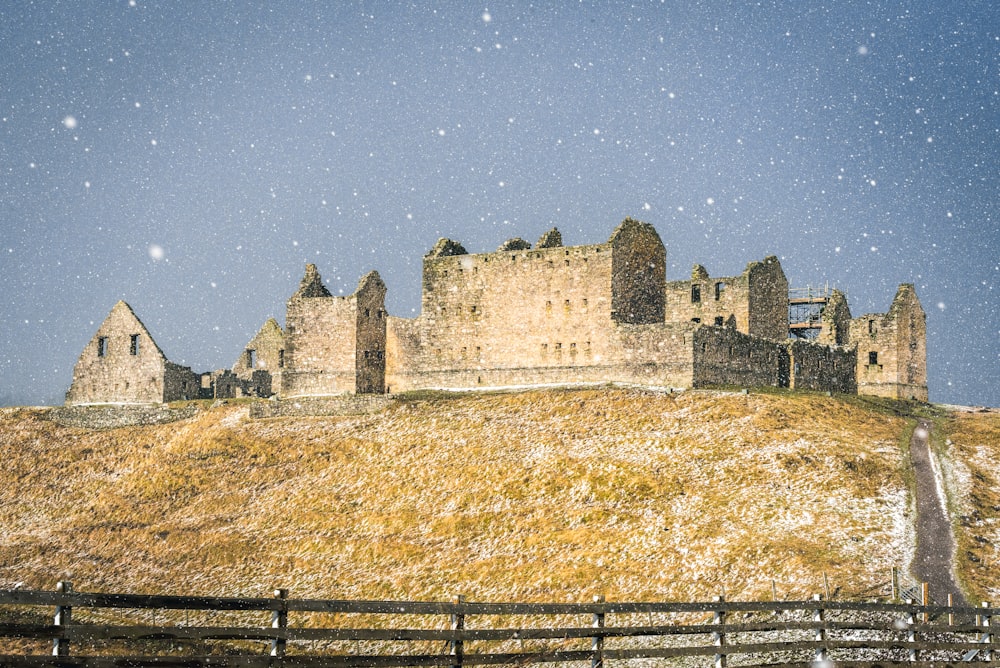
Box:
[65,218,928,405]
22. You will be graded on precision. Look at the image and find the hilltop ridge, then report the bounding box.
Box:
[1,388,997,603]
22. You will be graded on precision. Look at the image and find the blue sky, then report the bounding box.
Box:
[1,1,997,407]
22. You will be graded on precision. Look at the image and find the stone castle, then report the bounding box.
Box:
[65,218,928,406]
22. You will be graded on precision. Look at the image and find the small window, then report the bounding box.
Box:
[691,285,701,303]
[97,337,108,357]
[868,319,876,334]
[247,349,257,368]
[470,305,477,313]
[869,351,879,365]
[692,317,701,324]
[278,349,285,368]
[130,334,140,355]
[714,316,724,326]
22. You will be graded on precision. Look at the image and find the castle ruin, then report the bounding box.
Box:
[66,218,928,405]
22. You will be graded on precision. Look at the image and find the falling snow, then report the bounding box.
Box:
[0,2,997,407]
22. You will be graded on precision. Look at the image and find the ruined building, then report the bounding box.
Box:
[65,301,201,405]
[65,218,928,405]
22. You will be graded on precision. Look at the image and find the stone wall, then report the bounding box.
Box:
[745,256,789,341]
[49,404,202,428]
[163,362,201,402]
[786,339,857,393]
[385,226,620,393]
[66,301,170,405]
[282,265,362,397]
[691,325,787,389]
[849,284,927,401]
[610,218,666,324]
[354,272,388,394]
[816,289,852,346]
[664,255,787,342]
[232,318,285,396]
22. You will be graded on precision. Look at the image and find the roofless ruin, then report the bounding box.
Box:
[66,218,927,405]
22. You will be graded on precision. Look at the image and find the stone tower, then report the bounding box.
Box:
[849,284,928,401]
[281,265,387,397]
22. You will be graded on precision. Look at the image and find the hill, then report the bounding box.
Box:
[0,388,996,604]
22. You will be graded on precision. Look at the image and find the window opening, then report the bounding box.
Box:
[869,351,879,365]
[715,282,725,300]
[97,337,108,357]
[278,350,285,368]
[714,316,724,326]
[691,285,701,303]
[130,334,140,355]
[247,349,257,368]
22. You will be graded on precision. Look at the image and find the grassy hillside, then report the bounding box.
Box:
[936,408,1000,602]
[0,388,931,605]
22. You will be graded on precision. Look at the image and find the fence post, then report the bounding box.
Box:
[713,595,726,668]
[982,601,992,662]
[921,582,929,623]
[905,599,918,662]
[52,581,72,657]
[813,594,827,663]
[270,588,288,658]
[591,595,605,668]
[450,594,465,668]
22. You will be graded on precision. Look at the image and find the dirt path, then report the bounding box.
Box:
[908,419,966,606]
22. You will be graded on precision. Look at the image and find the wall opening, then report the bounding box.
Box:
[278,349,284,368]
[691,285,701,303]
[130,334,140,356]
[868,351,878,365]
[247,349,257,369]
[715,282,725,300]
[97,337,108,357]
[714,316,724,326]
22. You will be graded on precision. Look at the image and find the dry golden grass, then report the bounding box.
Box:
[936,408,1000,602]
[0,390,914,604]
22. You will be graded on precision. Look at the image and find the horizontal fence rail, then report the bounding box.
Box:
[0,582,996,667]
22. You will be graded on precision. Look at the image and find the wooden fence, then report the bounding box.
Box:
[0,582,996,667]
